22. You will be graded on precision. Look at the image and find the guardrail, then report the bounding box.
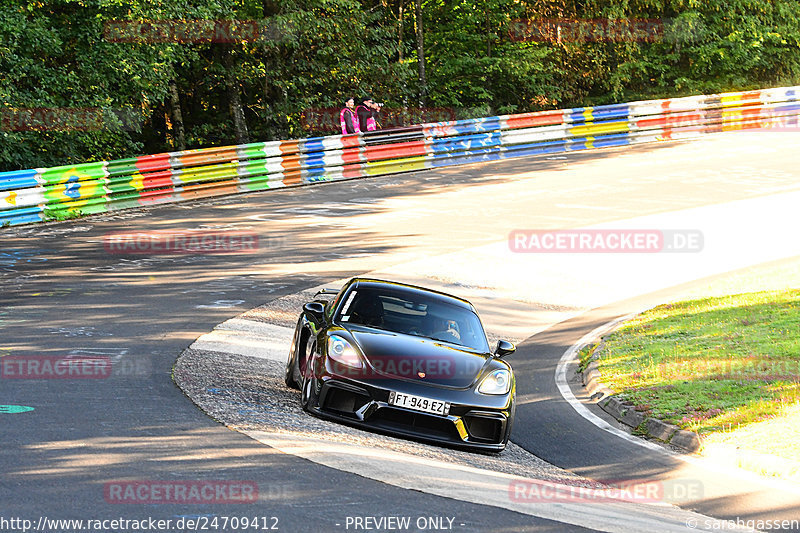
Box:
[2,86,798,227]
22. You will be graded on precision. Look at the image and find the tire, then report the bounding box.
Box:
[300,341,318,411]
[284,327,307,389]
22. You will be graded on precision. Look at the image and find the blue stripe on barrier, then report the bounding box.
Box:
[590,104,630,121]
[0,206,43,225]
[429,133,502,153]
[567,109,588,122]
[772,102,800,112]
[303,152,326,169]
[0,169,39,191]
[500,139,569,158]
[427,117,503,136]
[302,138,326,153]
[591,133,632,149]
[429,146,503,167]
[567,132,632,151]
[567,105,630,124]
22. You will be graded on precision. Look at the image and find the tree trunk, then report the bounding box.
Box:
[414,0,426,106]
[398,0,404,62]
[168,79,186,151]
[223,48,250,145]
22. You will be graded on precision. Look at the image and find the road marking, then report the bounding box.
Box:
[0,405,35,414]
[555,312,664,452]
[554,312,800,497]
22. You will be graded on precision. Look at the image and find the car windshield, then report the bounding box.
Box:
[336,286,490,352]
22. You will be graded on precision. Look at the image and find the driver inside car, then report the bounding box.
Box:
[349,294,385,328]
[429,316,460,343]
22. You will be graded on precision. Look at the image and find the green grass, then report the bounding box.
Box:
[594,289,800,436]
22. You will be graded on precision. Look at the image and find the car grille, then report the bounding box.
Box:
[323,387,371,415]
[370,408,461,441]
[463,414,503,442]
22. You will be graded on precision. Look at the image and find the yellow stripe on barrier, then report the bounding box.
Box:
[569,121,630,137]
[364,156,428,176]
[176,162,238,184]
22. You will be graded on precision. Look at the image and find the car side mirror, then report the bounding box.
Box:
[494,340,516,358]
[303,302,326,318]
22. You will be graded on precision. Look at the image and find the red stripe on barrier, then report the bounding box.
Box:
[135,154,171,173]
[341,146,362,164]
[340,134,361,148]
[138,188,177,204]
[364,140,427,162]
[636,111,703,129]
[741,91,762,104]
[342,167,364,179]
[504,111,565,130]
[141,169,174,190]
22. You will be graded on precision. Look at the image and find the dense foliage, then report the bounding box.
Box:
[1,0,799,170]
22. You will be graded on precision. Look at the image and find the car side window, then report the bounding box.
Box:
[325,286,348,320]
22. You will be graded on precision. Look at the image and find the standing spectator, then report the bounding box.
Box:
[340,97,360,135]
[356,97,382,131]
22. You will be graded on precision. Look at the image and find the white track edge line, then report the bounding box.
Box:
[554,311,800,496]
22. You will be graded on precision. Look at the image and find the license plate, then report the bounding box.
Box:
[388,391,450,416]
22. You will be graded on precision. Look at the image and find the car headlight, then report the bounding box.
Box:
[327,335,363,368]
[478,369,511,395]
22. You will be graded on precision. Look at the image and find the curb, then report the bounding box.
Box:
[579,339,702,454]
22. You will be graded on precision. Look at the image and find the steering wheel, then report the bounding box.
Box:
[431,328,460,343]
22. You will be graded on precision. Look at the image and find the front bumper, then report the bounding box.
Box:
[306,376,513,451]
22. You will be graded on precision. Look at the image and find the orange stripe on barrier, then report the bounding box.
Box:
[177,148,237,167]
[279,140,301,156]
[282,170,302,186]
[281,154,302,172]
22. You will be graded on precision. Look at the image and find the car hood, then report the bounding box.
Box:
[348,327,491,388]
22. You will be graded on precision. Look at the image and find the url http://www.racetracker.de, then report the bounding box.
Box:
[0,515,281,532]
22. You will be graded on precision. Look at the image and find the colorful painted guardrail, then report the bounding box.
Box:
[2,86,799,226]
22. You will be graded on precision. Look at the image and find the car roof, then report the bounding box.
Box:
[348,278,475,311]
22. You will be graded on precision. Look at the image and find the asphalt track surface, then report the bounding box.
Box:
[2,132,799,531]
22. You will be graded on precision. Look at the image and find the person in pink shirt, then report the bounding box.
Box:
[340,97,360,135]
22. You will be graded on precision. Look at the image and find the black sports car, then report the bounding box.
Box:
[284,278,516,452]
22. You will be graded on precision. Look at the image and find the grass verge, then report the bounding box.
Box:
[589,288,800,479]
